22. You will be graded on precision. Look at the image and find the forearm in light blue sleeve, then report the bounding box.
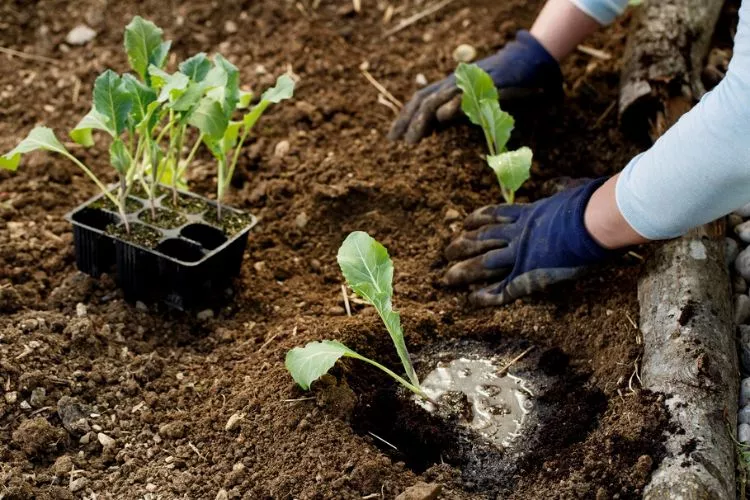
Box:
[615,0,750,240]
[569,0,628,25]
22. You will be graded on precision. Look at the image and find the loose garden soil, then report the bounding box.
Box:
[0,1,668,498]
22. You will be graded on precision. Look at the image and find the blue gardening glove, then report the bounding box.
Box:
[388,30,562,143]
[444,178,615,306]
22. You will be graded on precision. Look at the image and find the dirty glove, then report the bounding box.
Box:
[444,178,615,306]
[388,30,562,143]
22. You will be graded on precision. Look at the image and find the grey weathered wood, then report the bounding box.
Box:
[619,0,724,138]
[619,0,738,497]
[639,223,737,500]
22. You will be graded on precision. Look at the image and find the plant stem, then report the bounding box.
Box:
[60,152,119,206]
[216,156,225,220]
[344,351,434,403]
[118,175,130,234]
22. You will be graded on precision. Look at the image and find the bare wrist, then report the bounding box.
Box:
[584,175,649,249]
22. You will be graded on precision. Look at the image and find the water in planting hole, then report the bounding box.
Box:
[415,358,534,448]
[180,223,227,250]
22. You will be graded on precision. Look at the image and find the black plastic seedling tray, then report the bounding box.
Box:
[64,186,257,310]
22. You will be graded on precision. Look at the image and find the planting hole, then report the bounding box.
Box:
[156,239,205,263]
[72,208,121,231]
[180,223,227,250]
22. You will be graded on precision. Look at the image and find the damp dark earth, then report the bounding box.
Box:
[0,1,670,498]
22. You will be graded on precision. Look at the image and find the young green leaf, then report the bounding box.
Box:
[179,53,212,82]
[488,147,533,203]
[337,231,419,387]
[151,69,190,104]
[455,62,498,128]
[238,89,254,109]
[188,98,229,139]
[124,16,171,82]
[261,74,296,104]
[170,81,207,113]
[479,99,514,154]
[122,74,157,128]
[109,138,132,175]
[1,127,69,171]
[93,70,133,135]
[70,108,114,147]
[285,340,356,390]
[205,54,240,119]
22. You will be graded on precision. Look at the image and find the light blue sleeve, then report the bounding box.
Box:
[570,0,629,25]
[615,0,750,240]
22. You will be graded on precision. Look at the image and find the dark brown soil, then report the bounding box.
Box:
[107,222,162,248]
[204,206,255,235]
[90,195,143,214]
[138,207,188,229]
[162,192,209,214]
[0,1,668,499]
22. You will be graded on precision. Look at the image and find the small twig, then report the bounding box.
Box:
[576,44,612,60]
[362,494,379,500]
[627,250,645,261]
[341,284,352,317]
[0,46,58,64]
[188,442,206,461]
[282,396,316,403]
[361,68,403,108]
[352,0,361,13]
[72,77,81,104]
[496,346,535,376]
[628,355,642,392]
[368,431,399,451]
[625,312,639,330]
[593,101,616,129]
[30,406,53,416]
[259,332,280,351]
[377,94,401,115]
[382,0,456,38]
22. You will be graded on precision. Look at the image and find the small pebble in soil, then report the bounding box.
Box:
[395,481,442,500]
[225,412,243,432]
[415,73,428,86]
[65,24,96,45]
[736,221,750,244]
[328,306,346,316]
[740,378,750,407]
[735,202,750,218]
[69,477,89,493]
[734,294,750,325]
[158,421,187,439]
[58,396,93,435]
[726,237,740,268]
[453,43,476,62]
[5,391,17,404]
[197,309,214,321]
[216,489,229,500]
[224,20,238,33]
[76,303,87,317]
[98,432,116,450]
[30,387,46,408]
[52,455,74,477]
[274,140,290,158]
[295,212,309,228]
[740,423,750,444]
[20,400,31,410]
[444,208,461,222]
[734,275,748,294]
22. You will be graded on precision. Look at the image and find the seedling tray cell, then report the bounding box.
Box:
[64,186,257,310]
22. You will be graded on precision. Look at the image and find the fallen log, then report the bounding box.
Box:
[618,0,739,498]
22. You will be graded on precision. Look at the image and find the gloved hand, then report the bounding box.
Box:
[388,30,562,143]
[444,178,615,306]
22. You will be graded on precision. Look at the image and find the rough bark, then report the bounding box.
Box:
[639,222,737,500]
[619,0,738,497]
[619,0,724,139]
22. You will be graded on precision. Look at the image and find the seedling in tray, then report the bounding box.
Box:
[286,232,433,401]
[455,63,533,203]
[0,16,295,226]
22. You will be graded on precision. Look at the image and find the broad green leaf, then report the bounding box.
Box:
[260,74,295,103]
[122,74,157,128]
[70,108,113,146]
[109,138,132,175]
[1,127,69,171]
[285,340,358,390]
[171,81,208,113]
[488,147,533,202]
[205,54,239,119]
[188,98,229,139]
[93,70,133,135]
[147,65,171,89]
[151,69,190,104]
[238,89,253,109]
[455,62,498,128]
[124,16,171,82]
[479,99,514,153]
[221,121,243,154]
[179,53,211,82]
[337,231,419,386]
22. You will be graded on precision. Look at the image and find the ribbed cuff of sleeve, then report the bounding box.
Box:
[568,0,628,25]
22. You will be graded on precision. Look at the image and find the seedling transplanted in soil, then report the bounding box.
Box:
[455,63,533,203]
[0,15,295,228]
[286,231,431,400]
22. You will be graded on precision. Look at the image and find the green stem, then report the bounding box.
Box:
[60,152,118,206]
[344,351,433,403]
[216,156,225,220]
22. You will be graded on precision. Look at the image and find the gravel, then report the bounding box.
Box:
[734,294,750,325]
